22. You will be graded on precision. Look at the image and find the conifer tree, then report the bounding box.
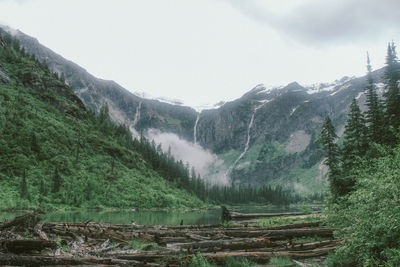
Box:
[52,167,62,193]
[39,177,46,195]
[364,53,385,144]
[342,99,367,174]
[20,170,29,200]
[384,42,400,134]
[318,116,341,197]
[99,103,110,122]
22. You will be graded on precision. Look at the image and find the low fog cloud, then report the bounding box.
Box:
[146,129,230,185]
[226,0,400,45]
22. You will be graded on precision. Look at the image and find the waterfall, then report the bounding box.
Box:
[194,113,200,145]
[129,101,142,138]
[132,101,142,127]
[225,102,267,176]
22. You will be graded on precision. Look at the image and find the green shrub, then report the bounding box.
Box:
[223,257,255,267]
[326,147,400,266]
[130,239,158,251]
[268,256,293,266]
[188,253,215,267]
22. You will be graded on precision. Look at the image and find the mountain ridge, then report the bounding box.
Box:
[2,25,386,194]
[0,30,204,209]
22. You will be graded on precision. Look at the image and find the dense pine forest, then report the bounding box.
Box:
[0,30,298,211]
[320,43,400,266]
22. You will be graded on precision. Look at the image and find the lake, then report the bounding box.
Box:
[0,205,303,225]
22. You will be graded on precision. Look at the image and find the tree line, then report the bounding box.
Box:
[0,29,301,208]
[320,42,400,200]
[319,42,400,266]
[130,130,301,205]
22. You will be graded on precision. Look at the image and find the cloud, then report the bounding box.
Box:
[225,0,400,46]
[0,0,32,4]
[146,129,230,185]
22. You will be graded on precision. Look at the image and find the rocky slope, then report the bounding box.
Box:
[0,29,203,209]
[3,26,385,194]
[1,26,197,141]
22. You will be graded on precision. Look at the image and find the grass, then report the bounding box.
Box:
[292,235,331,242]
[222,221,234,228]
[130,239,159,251]
[187,253,216,267]
[185,254,256,267]
[55,235,69,252]
[223,257,256,267]
[269,162,326,195]
[268,256,295,266]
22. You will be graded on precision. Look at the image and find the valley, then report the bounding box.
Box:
[4,26,385,196]
[1,17,400,266]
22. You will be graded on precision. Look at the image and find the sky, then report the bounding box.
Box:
[0,0,399,107]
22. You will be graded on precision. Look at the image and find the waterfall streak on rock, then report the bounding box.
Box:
[226,103,266,176]
[132,101,142,127]
[194,113,200,144]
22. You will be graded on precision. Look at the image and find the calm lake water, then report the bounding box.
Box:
[0,205,302,225]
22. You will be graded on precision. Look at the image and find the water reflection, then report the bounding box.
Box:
[0,205,300,225]
[42,209,222,225]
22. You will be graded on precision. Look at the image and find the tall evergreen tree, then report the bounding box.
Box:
[365,53,385,144]
[30,132,41,154]
[342,99,367,174]
[318,116,341,197]
[20,170,29,200]
[52,167,62,193]
[384,42,400,133]
[99,103,110,122]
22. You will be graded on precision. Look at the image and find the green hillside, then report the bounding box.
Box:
[0,32,203,210]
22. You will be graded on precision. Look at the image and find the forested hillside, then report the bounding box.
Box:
[0,31,299,210]
[0,31,206,210]
[320,43,400,266]
[6,26,383,195]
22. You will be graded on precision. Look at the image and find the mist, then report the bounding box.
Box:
[146,129,230,185]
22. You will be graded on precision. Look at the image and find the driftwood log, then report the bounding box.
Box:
[0,239,57,253]
[0,207,334,266]
[230,211,307,220]
[0,211,42,231]
[221,206,232,222]
[0,254,146,267]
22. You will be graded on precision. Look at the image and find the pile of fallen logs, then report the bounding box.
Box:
[0,207,338,266]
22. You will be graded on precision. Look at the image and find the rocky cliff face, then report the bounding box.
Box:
[193,73,383,190]
[1,27,198,141]
[5,26,385,194]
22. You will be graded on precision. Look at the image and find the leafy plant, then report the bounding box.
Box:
[187,253,215,267]
[268,256,294,266]
[222,221,234,228]
[130,239,158,251]
[223,257,255,267]
[55,236,69,252]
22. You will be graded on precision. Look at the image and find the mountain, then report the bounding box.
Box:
[0,28,203,210]
[201,75,384,193]
[2,26,197,141]
[3,26,385,195]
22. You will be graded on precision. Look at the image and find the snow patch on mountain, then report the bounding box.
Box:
[133,91,184,106]
[375,83,385,95]
[306,83,336,94]
[193,101,226,112]
[290,105,300,116]
[355,91,364,100]
[305,76,355,95]
[329,83,352,96]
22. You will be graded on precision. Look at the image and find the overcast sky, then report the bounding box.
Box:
[0,0,398,107]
